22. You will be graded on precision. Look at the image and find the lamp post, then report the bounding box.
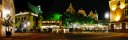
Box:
[105,11,110,33]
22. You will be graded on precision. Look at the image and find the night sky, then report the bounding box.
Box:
[14,0,109,20]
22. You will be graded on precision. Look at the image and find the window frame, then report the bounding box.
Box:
[124,9,128,16]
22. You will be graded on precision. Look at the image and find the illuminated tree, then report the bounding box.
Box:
[50,12,62,20]
[86,16,98,24]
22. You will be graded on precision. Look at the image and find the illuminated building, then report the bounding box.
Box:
[66,3,98,21]
[78,8,87,16]
[42,21,61,29]
[66,3,75,13]
[88,11,98,21]
[15,12,38,32]
[109,0,128,32]
[0,0,15,36]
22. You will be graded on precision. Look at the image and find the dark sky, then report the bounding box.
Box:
[14,0,109,20]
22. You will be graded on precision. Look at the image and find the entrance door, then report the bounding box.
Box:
[122,23,126,32]
[110,24,114,32]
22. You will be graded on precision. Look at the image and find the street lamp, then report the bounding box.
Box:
[105,11,110,33]
[105,11,109,19]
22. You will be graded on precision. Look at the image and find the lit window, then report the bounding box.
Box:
[126,25,128,29]
[124,9,128,16]
[114,24,121,29]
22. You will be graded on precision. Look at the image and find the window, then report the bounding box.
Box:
[125,0,128,3]
[18,17,20,21]
[24,17,26,20]
[21,17,23,20]
[114,24,121,29]
[15,17,17,20]
[124,9,128,16]
[33,16,35,21]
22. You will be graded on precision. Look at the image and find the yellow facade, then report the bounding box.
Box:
[0,0,15,36]
[109,0,126,22]
[109,0,128,32]
[15,12,38,32]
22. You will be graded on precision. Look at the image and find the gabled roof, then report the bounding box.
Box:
[88,11,98,20]
[88,11,94,17]
[78,8,87,16]
[66,3,75,13]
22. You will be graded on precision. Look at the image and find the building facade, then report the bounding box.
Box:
[15,12,38,32]
[0,0,15,36]
[66,3,98,20]
[109,0,128,32]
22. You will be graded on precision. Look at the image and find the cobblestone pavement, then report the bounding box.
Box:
[0,32,128,40]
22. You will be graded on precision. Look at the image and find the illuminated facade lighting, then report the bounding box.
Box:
[120,4,126,9]
[111,6,116,11]
[2,9,10,18]
[115,15,120,21]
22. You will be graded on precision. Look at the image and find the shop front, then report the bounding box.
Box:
[110,21,128,32]
[79,24,109,32]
